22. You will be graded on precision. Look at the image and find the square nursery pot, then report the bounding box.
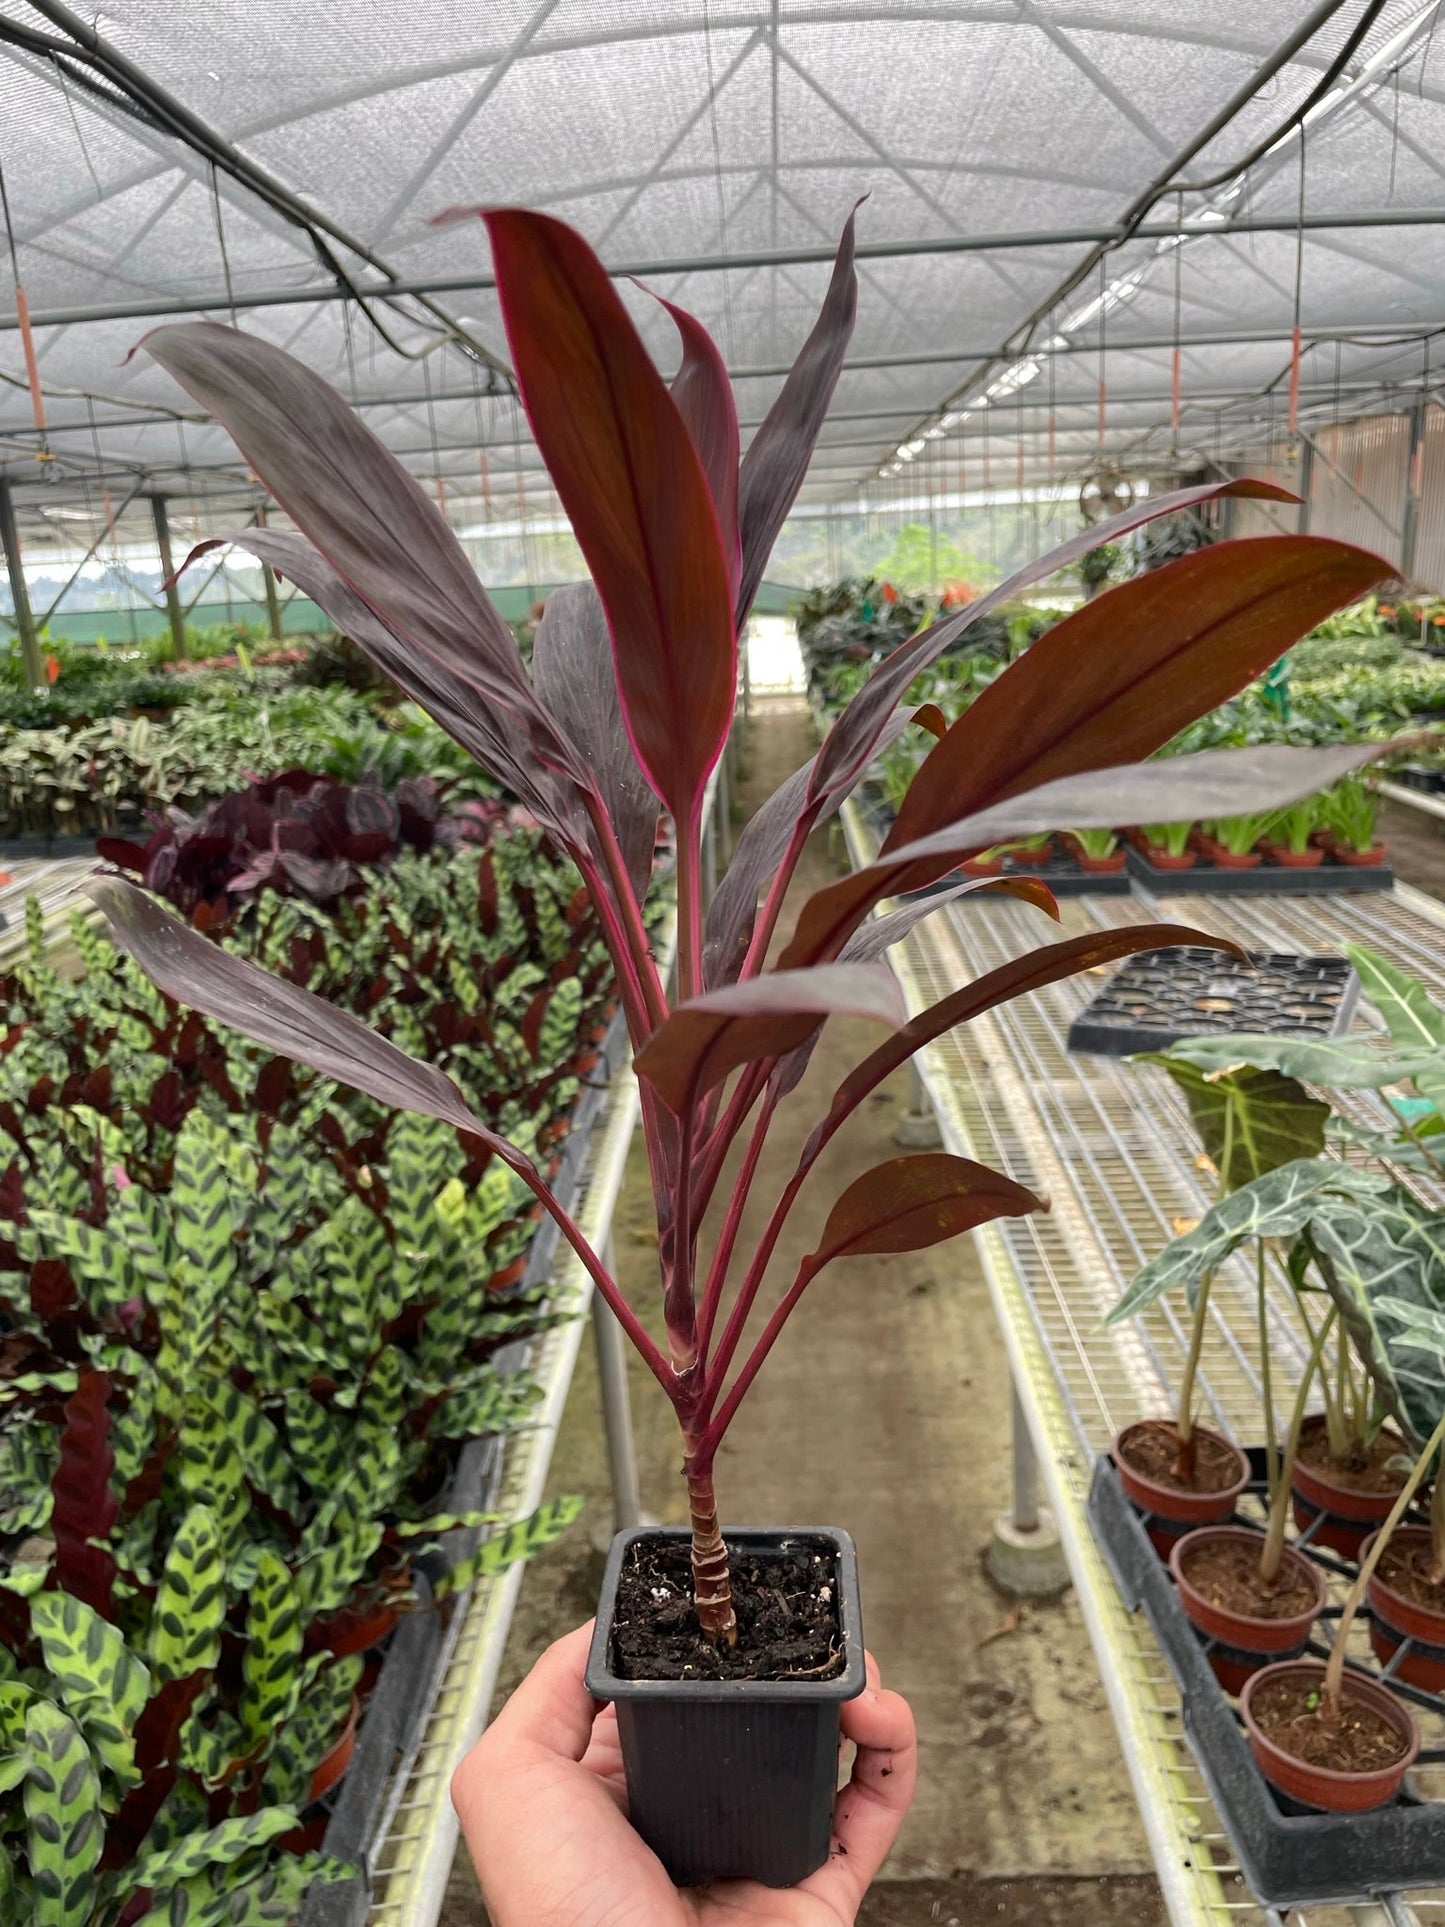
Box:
[585,1525,866,1888]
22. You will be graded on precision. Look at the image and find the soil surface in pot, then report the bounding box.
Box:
[1298,1424,1409,1494]
[1377,1538,1445,1607]
[1177,1537,1317,1618]
[1248,1674,1410,1773]
[610,1535,846,1683]
[1117,1423,1241,1494]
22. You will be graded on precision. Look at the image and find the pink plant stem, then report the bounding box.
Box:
[736,817,813,980]
[696,1086,778,1356]
[664,1103,700,1373]
[581,795,668,1032]
[514,1160,676,1400]
[690,1063,769,1218]
[675,797,705,1004]
[703,1161,808,1407]
[701,1258,817,1455]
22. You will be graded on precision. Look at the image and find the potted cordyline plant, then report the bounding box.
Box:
[88,205,1394,1887]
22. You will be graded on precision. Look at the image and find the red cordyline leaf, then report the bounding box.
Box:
[807,480,1303,816]
[781,737,1406,971]
[800,1153,1043,1281]
[141,325,570,770]
[87,878,546,1189]
[736,204,861,623]
[51,1369,119,1617]
[531,584,658,901]
[480,206,736,827]
[800,923,1240,1173]
[658,293,741,598]
[632,963,907,1117]
[885,535,1390,853]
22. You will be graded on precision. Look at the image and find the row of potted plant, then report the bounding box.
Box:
[1106,943,1445,1811]
[0,802,623,1916]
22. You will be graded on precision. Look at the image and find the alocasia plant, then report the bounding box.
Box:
[88,204,1396,1645]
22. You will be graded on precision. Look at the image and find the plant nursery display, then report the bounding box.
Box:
[0,808,614,1917]
[63,199,1401,1890]
[1094,943,1445,1875]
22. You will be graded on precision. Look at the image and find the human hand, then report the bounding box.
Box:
[452,1621,916,1926]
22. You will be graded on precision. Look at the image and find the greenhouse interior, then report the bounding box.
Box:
[18,3,1445,1925]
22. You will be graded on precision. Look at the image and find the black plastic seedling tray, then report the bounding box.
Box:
[1126,847,1394,896]
[1067,948,1358,1057]
[1089,1453,1445,1908]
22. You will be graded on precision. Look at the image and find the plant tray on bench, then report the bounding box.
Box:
[1125,846,1394,896]
[1088,1452,1445,1909]
[1066,948,1358,1057]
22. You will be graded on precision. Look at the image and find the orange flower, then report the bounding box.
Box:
[1379,604,1396,618]
[44,653,59,684]
[881,582,898,604]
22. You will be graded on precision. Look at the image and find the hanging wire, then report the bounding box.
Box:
[1096,255,1107,455]
[700,0,736,368]
[0,151,52,466]
[1171,193,1184,454]
[1287,134,1306,441]
[210,163,238,329]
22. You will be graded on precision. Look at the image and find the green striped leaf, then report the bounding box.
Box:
[130,1806,299,1893]
[177,1401,251,1552]
[239,1554,303,1746]
[432,1495,584,1602]
[30,1594,149,1796]
[170,1125,236,1289]
[149,1505,227,1684]
[209,1382,297,1517]
[24,1701,102,1927]
[23,1212,135,1319]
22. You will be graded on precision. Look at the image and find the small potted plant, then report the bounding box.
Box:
[1209,811,1276,868]
[1137,820,1197,869]
[1322,773,1387,866]
[88,205,1391,1886]
[1262,798,1325,868]
[1067,826,1127,874]
[1006,830,1055,866]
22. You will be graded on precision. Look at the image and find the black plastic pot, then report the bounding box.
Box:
[585,1525,867,1888]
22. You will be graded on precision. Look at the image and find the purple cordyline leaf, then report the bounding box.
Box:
[87,878,547,1188]
[885,535,1389,853]
[770,873,1060,1099]
[808,480,1302,813]
[142,324,574,771]
[702,703,933,988]
[632,961,907,1117]
[736,205,862,625]
[799,1153,1043,1282]
[481,207,736,827]
[659,293,741,599]
[190,529,589,851]
[51,1369,118,1618]
[781,739,1403,971]
[800,923,1237,1173]
[532,584,658,902]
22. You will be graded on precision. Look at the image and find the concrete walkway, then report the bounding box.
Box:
[446,698,1161,1925]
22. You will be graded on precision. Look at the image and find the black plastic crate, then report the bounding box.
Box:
[1066,948,1358,1057]
[1089,1453,1445,1908]
[1126,847,1394,896]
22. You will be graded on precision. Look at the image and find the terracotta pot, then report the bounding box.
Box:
[1142,846,1197,871]
[1008,840,1055,867]
[962,856,1005,877]
[1170,1526,1326,1693]
[1265,844,1326,869]
[1310,828,1338,850]
[1334,844,1388,867]
[1290,1416,1408,1559]
[305,1582,405,1658]
[488,1254,528,1292]
[588,1022,610,1045]
[1111,1421,1250,1556]
[1239,1660,1418,1812]
[1364,1526,1445,1690]
[1212,847,1263,869]
[1075,849,1128,874]
[572,1049,601,1076]
[309,1694,361,1802]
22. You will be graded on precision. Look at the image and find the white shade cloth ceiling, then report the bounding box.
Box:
[2,0,1445,536]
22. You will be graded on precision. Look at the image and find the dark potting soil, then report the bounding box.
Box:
[1249,1676,1410,1774]
[609,1535,846,1683]
[1178,1537,1317,1619]
[1117,1421,1242,1495]
[1377,1537,1445,1610]
[1298,1422,1410,1496]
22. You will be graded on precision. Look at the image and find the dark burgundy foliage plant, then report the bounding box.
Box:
[91,204,1396,1645]
[97,770,461,928]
